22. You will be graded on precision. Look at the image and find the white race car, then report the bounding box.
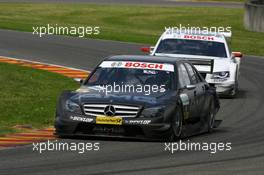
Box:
[141,30,242,97]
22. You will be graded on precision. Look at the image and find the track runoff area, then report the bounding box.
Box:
[0,56,89,149]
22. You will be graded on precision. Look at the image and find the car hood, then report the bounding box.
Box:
[154,53,230,72]
[69,86,177,108]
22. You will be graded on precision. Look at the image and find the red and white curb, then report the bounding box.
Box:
[0,128,55,148]
[0,56,89,80]
[0,56,90,149]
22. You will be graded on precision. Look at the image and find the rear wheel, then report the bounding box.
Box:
[168,109,183,141]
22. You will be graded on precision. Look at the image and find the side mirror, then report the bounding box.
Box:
[186,84,196,90]
[232,52,243,58]
[141,47,151,53]
[141,46,154,54]
[79,79,84,85]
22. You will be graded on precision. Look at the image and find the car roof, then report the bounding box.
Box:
[106,55,186,64]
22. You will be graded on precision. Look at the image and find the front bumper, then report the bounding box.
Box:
[215,83,235,95]
[206,77,236,95]
[55,113,171,140]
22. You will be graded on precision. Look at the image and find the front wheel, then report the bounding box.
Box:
[227,69,239,98]
[226,81,238,98]
[168,109,183,141]
[207,101,216,133]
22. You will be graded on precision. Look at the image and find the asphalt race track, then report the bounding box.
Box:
[0,0,243,8]
[0,29,264,175]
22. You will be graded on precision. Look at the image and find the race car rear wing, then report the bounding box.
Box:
[220,32,232,38]
[186,58,214,74]
[221,32,232,44]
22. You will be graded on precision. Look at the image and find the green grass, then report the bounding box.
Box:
[0,63,78,136]
[0,3,263,56]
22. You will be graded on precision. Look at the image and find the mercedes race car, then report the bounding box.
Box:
[141,29,243,97]
[55,55,221,140]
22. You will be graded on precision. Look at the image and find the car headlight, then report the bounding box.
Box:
[65,100,82,114]
[141,106,165,118]
[212,71,230,79]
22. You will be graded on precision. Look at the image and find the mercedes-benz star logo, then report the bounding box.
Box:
[104,105,116,116]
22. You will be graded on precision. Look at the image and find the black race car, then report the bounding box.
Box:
[55,55,220,141]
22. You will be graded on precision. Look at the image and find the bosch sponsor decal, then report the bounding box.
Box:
[125,62,164,70]
[184,35,215,41]
[70,116,93,123]
[100,61,174,72]
[166,33,225,43]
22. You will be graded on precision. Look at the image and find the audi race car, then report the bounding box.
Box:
[55,55,221,140]
[141,29,243,97]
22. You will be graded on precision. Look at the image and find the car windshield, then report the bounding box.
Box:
[155,39,227,58]
[85,67,174,90]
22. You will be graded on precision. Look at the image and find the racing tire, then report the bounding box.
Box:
[227,69,239,98]
[168,109,183,141]
[227,82,238,98]
[207,100,216,133]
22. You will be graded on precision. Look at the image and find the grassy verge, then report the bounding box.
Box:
[0,3,263,55]
[0,63,78,136]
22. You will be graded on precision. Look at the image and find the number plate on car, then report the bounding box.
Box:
[96,116,122,125]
